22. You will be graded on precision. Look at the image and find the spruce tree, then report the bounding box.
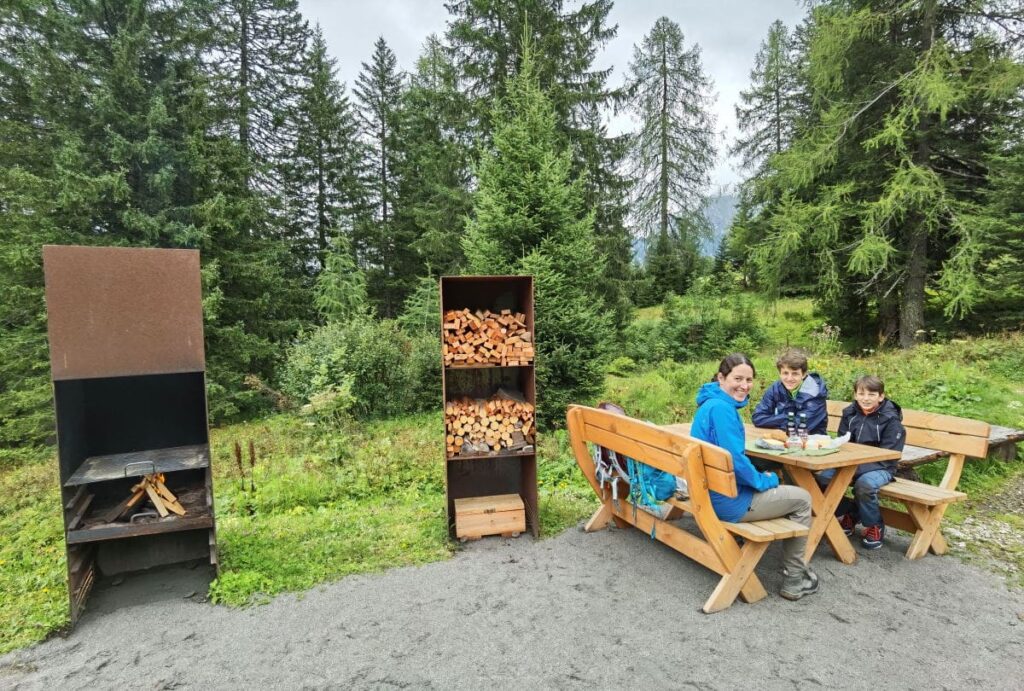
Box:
[624,17,717,301]
[393,35,474,279]
[205,0,310,199]
[463,40,611,428]
[731,20,801,177]
[354,37,412,317]
[444,0,632,321]
[282,25,367,275]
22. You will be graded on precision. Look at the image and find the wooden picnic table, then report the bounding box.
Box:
[663,423,901,565]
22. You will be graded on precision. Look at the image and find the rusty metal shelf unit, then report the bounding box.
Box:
[43,245,218,626]
[440,276,538,538]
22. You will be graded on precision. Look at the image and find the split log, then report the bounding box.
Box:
[442,308,534,367]
[445,390,536,456]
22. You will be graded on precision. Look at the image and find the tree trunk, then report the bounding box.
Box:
[899,0,936,350]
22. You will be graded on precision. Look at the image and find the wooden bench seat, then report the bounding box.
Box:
[665,498,808,541]
[568,405,807,613]
[826,400,989,560]
[878,478,967,507]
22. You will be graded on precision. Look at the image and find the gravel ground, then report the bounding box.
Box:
[2,517,1023,690]
[945,470,1024,587]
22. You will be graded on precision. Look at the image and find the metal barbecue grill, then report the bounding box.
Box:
[43,245,218,625]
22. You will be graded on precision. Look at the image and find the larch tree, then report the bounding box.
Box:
[625,16,717,298]
[755,0,1024,347]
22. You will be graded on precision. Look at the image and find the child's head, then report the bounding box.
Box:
[853,374,885,413]
[776,348,809,392]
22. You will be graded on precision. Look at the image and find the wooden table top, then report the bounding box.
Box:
[661,423,902,471]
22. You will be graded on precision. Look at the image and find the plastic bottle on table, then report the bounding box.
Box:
[798,413,808,448]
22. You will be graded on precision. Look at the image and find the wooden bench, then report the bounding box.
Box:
[825,400,990,560]
[567,405,808,613]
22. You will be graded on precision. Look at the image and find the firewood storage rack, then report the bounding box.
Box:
[440,275,539,539]
[43,245,217,625]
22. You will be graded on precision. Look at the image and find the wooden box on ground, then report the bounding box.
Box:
[454,494,526,540]
[43,245,218,626]
[440,276,538,539]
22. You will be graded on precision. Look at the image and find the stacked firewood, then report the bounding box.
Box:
[442,308,535,367]
[445,390,535,456]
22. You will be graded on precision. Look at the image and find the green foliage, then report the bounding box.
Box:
[315,246,370,323]
[0,461,68,654]
[396,274,441,335]
[620,285,767,367]
[625,17,715,234]
[749,1,1023,345]
[463,41,612,428]
[280,318,439,419]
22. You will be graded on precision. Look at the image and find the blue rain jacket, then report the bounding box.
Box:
[752,372,830,435]
[690,382,779,522]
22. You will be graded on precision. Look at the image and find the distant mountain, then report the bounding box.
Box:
[630,191,739,264]
[701,192,738,256]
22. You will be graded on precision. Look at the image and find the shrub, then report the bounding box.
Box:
[608,356,637,376]
[622,318,665,364]
[280,318,441,419]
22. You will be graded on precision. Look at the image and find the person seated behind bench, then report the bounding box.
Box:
[690,353,819,601]
[752,347,829,435]
[817,375,905,550]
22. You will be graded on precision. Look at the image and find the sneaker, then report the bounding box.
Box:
[862,524,884,550]
[838,514,856,537]
[780,566,819,601]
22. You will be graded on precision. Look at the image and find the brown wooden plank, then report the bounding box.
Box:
[456,510,525,539]
[702,541,769,613]
[722,520,775,542]
[583,423,737,497]
[878,480,966,506]
[582,410,732,471]
[453,494,524,515]
[903,427,989,459]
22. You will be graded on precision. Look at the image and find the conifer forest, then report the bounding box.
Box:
[1,1,1022,452]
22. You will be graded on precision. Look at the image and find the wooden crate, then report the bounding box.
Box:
[454,494,525,540]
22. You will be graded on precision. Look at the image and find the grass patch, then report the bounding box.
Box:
[0,461,67,655]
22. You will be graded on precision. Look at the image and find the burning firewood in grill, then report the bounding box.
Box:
[102,473,186,522]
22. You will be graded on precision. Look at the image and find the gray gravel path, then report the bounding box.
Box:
[2,523,1023,690]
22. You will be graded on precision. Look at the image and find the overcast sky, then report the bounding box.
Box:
[296,1,807,189]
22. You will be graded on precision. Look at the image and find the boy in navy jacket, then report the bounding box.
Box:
[819,374,905,550]
[753,348,829,435]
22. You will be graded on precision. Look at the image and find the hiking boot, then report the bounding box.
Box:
[862,524,884,550]
[838,514,856,537]
[780,566,819,601]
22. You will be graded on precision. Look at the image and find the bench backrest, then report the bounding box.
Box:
[826,400,990,459]
[566,404,737,498]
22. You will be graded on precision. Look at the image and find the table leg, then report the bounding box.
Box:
[786,465,858,564]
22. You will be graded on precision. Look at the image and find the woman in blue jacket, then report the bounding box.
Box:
[690,353,819,601]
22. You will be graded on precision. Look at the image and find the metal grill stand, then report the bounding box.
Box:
[43,245,217,625]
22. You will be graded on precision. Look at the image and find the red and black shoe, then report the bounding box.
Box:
[838,514,856,537]
[862,524,884,550]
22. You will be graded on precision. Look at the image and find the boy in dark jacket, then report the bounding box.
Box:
[753,348,829,435]
[818,375,905,550]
